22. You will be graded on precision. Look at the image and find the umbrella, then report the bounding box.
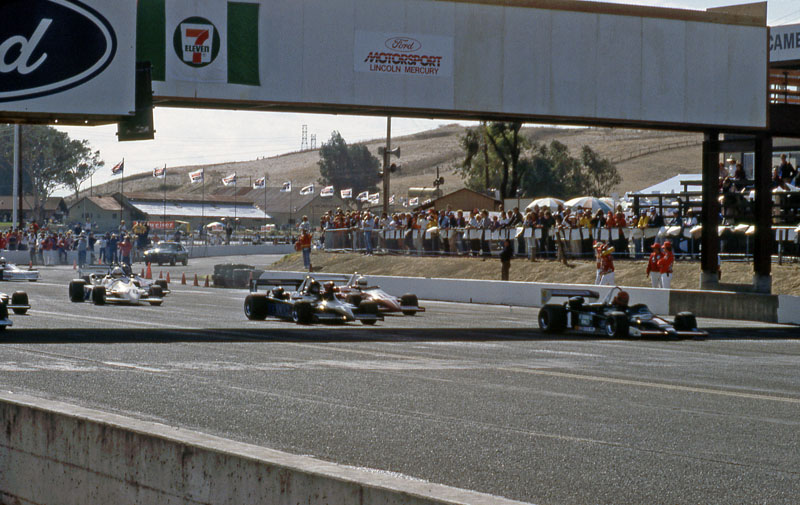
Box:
[526,197,564,212]
[205,222,224,231]
[564,196,613,214]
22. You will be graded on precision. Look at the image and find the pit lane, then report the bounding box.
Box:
[1,257,798,504]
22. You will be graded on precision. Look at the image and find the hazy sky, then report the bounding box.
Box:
[54,0,800,193]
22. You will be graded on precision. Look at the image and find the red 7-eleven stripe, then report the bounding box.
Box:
[185,28,209,64]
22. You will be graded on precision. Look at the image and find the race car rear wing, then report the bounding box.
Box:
[250,273,350,293]
[78,264,112,277]
[541,288,600,304]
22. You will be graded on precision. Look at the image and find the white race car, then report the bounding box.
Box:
[69,267,165,306]
[0,290,31,331]
[335,273,424,316]
[0,258,39,282]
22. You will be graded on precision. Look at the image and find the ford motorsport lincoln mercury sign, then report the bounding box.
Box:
[0,0,136,119]
[138,0,766,131]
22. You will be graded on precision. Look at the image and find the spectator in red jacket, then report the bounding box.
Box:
[646,242,662,288]
[658,240,674,289]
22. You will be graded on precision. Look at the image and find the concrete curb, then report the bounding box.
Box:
[0,391,530,505]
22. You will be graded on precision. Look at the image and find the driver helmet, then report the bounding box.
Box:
[111,266,125,278]
[356,276,368,287]
[272,286,285,298]
[323,281,335,296]
[307,279,321,295]
[0,257,6,266]
[613,291,629,307]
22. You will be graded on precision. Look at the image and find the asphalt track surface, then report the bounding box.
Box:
[1,256,799,504]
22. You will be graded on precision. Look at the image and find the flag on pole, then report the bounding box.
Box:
[356,190,369,202]
[222,173,237,186]
[368,192,380,204]
[320,185,334,197]
[138,0,261,86]
[189,168,204,183]
[389,194,395,205]
[153,166,166,178]
[111,159,124,176]
[253,176,266,189]
[299,184,314,196]
[280,181,292,192]
[409,197,419,206]
[340,188,352,199]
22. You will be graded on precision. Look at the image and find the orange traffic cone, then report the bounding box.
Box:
[141,268,145,277]
[166,272,171,283]
[193,274,199,286]
[145,263,152,279]
[28,261,33,270]
[181,273,186,285]
[204,275,209,287]
[159,271,163,279]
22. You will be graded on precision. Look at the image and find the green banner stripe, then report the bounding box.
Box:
[136,0,166,81]
[227,2,260,86]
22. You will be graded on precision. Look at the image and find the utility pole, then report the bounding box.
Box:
[380,117,400,215]
[12,125,20,229]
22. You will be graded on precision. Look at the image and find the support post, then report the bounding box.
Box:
[382,117,391,216]
[752,133,773,293]
[700,131,720,290]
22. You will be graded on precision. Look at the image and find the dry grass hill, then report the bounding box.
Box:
[81,125,704,201]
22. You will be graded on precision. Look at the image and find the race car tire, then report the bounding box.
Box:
[359,300,379,315]
[11,292,28,314]
[346,294,362,306]
[149,286,164,301]
[538,305,566,332]
[361,319,377,325]
[0,299,8,321]
[91,286,106,305]
[69,280,86,303]
[244,295,268,320]
[605,312,629,338]
[673,312,697,331]
[292,302,313,325]
[155,280,169,291]
[400,294,419,316]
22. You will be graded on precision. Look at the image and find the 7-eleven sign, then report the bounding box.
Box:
[177,19,219,67]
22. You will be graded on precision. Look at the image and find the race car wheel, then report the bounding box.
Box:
[673,312,697,331]
[346,294,362,306]
[244,295,268,320]
[359,300,380,317]
[605,312,630,338]
[538,305,567,332]
[69,279,86,303]
[400,294,419,316]
[155,280,169,291]
[91,286,106,305]
[292,302,313,325]
[11,292,28,314]
[0,300,8,321]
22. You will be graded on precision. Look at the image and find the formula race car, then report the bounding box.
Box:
[0,257,39,282]
[79,264,170,295]
[334,273,425,316]
[0,290,31,331]
[537,287,706,339]
[69,266,165,306]
[244,275,383,325]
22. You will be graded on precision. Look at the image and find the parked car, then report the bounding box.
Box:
[143,241,189,266]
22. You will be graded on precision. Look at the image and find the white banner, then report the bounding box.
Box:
[355,31,453,78]
[770,24,800,63]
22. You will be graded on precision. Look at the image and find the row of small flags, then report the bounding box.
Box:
[112,161,417,207]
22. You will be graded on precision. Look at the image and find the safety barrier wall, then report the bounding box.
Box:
[264,270,800,325]
[0,391,526,505]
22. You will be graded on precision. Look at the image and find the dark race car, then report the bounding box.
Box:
[537,287,706,340]
[0,290,31,331]
[143,241,189,266]
[244,275,382,325]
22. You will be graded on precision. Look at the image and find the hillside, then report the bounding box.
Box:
[81,125,704,202]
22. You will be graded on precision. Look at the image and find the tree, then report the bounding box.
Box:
[317,131,381,204]
[457,121,529,200]
[0,124,103,221]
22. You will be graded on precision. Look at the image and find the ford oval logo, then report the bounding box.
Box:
[385,37,421,53]
[0,0,117,102]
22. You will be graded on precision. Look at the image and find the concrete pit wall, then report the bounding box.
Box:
[0,392,527,505]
